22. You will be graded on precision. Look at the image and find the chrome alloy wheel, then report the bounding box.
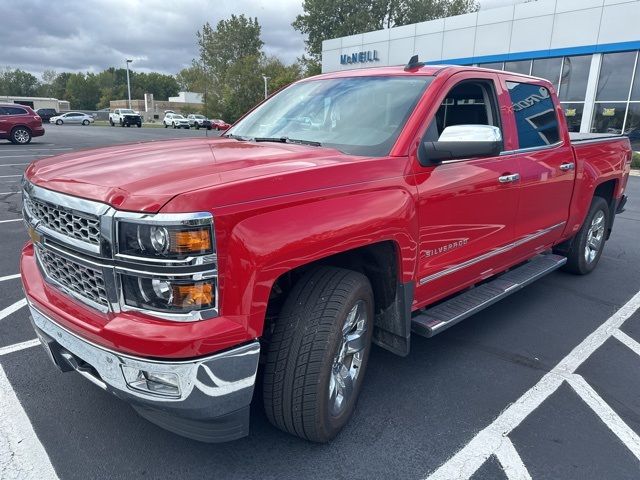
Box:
[328,300,368,417]
[585,210,605,264]
[14,128,30,144]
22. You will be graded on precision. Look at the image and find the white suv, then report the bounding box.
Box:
[163,113,190,129]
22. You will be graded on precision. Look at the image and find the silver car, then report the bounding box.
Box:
[50,112,95,126]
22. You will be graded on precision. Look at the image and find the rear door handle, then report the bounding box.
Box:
[560,162,575,171]
[498,173,520,183]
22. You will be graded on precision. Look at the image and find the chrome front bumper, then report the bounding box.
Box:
[29,304,260,442]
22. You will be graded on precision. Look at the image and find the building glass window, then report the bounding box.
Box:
[504,60,531,75]
[631,55,640,101]
[559,55,592,102]
[532,58,563,90]
[562,103,583,133]
[506,81,560,148]
[478,62,504,70]
[596,51,636,101]
[591,50,640,144]
[625,103,640,151]
[591,103,626,134]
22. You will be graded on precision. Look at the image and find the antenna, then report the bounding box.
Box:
[404,55,425,71]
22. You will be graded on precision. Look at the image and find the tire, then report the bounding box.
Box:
[137,123,141,128]
[263,266,374,443]
[82,119,89,126]
[561,196,610,275]
[195,124,200,130]
[10,127,32,145]
[109,119,114,126]
[172,122,176,129]
[56,119,62,125]
[164,123,168,128]
[119,119,124,127]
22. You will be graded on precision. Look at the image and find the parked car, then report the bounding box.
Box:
[110,108,142,128]
[20,62,632,444]
[163,113,190,129]
[187,114,212,130]
[211,119,230,130]
[0,104,44,144]
[50,112,95,125]
[35,108,59,122]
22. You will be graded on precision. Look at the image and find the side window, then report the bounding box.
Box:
[4,106,27,115]
[424,79,501,143]
[506,82,560,149]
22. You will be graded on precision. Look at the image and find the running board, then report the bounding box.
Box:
[411,254,567,338]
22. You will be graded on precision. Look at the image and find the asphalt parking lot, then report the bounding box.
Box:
[1,126,639,480]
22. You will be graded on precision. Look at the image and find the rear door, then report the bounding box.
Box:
[0,108,9,137]
[500,78,575,251]
[412,73,522,307]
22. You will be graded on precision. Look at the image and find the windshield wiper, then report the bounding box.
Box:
[223,133,251,141]
[254,136,322,147]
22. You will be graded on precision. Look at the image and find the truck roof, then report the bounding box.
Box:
[309,64,552,85]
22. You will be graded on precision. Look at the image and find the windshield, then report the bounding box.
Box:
[121,109,134,114]
[173,115,184,119]
[228,76,432,156]
[195,115,205,119]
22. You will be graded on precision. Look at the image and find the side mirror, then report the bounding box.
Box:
[419,125,503,166]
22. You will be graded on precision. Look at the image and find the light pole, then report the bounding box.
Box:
[262,75,270,99]
[125,59,133,109]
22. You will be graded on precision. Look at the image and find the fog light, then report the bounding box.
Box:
[122,366,181,398]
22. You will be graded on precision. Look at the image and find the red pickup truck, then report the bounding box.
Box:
[21,62,632,443]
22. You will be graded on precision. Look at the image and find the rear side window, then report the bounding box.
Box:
[506,82,560,149]
[3,106,27,115]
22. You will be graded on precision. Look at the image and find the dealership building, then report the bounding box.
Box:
[321,0,640,148]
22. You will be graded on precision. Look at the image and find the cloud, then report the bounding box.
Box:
[0,0,512,78]
[0,0,306,77]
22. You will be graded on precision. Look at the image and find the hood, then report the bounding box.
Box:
[25,138,358,212]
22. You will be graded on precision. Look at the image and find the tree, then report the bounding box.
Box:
[0,68,40,96]
[176,63,208,92]
[293,0,479,65]
[196,14,266,122]
[262,57,303,93]
[64,73,100,110]
[197,15,263,81]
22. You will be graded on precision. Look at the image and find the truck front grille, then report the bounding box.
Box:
[36,247,108,307]
[25,196,101,246]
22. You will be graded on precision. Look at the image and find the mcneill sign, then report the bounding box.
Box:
[340,50,380,65]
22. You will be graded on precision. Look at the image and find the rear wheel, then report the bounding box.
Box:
[10,127,31,144]
[263,266,374,443]
[82,119,89,126]
[561,196,610,275]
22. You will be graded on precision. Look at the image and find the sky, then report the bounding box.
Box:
[0,0,521,78]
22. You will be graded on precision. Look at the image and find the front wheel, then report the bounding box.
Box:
[56,119,62,125]
[109,119,114,126]
[137,123,141,128]
[263,267,374,443]
[10,127,31,144]
[560,196,610,275]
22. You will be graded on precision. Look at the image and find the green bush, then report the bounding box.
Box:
[633,152,640,169]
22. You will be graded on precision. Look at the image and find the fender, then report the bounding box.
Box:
[217,187,419,338]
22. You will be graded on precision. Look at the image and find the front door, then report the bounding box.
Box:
[412,74,521,308]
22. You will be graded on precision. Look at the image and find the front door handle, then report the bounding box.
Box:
[560,162,575,171]
[498,173,520,183]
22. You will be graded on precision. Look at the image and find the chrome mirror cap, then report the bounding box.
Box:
[438,124,502,142]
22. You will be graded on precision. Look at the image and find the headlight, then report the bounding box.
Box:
[121,275,216,313]
[117,221,214,260]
